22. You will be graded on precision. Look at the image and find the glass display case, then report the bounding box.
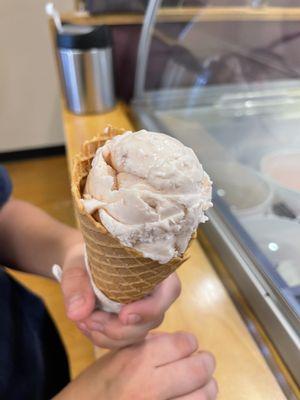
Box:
[131,0,300,387]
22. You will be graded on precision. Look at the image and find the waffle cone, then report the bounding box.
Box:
[72,126,189,303]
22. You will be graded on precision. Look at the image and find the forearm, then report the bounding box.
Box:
[0,199,82,278]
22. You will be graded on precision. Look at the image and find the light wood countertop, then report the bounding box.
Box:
[62,7,300,26]
[62,104,286,400]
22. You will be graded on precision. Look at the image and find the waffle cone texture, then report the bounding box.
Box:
[72,126,190,303]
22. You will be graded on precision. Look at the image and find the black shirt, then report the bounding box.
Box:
[0,166,69,399]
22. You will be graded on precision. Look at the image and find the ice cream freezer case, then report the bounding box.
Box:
[129,2,300,387]
[132,82,300,388]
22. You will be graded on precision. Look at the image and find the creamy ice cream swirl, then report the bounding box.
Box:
[82,130,212,264]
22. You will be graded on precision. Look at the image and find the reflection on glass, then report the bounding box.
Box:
[134,0,300,316]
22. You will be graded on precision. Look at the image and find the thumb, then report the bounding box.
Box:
[61,262,95,322]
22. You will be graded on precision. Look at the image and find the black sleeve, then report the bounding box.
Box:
[0,166,12,207]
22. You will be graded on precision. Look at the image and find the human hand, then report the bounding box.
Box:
[54,332,218,400]
[61,243,181,348]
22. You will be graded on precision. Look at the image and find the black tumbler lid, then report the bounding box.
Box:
[57,24,111,50]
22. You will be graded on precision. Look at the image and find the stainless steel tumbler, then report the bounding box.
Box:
[57,25,115,115]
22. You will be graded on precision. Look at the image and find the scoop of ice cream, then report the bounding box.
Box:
[82,129,212,263]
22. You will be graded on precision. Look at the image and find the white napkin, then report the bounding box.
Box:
[52,246,122,314]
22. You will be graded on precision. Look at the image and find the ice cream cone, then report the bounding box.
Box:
[72,126,189,303]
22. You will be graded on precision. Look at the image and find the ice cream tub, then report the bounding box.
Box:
[260,150,300,217]
[208,161,272,218]
[241,216,300,288]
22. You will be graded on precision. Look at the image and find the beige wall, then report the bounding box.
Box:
[0,1,73,152]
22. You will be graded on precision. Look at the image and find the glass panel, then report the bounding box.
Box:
[134,1,300,323]
[145,14,300,93]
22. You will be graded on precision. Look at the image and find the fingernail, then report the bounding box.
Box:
[89,321,104,332]
[126,314,142,325]
[68,295,85,313]
[202,352,216,375]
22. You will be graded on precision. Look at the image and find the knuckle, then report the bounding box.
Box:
[61,267,85,289]
[90,331,106,347]
[105,327,126,341]
[63,266,86,280]
[90,331,117,349]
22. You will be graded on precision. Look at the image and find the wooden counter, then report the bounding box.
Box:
[63,7,300,25]
[62,104,286,400]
